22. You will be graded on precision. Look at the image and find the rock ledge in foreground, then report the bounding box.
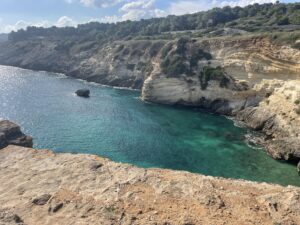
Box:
[1,145,300,225]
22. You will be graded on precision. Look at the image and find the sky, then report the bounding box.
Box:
[0,0,298,33]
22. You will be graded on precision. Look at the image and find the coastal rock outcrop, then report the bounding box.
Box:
[0,120,33,149]
[142,73,262,115]
[141,37,300,169]
[1,145,300,225]
[237,80,300,162]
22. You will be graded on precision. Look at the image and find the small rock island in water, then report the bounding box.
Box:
[75,89,90,98]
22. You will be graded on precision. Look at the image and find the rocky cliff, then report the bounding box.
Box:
[0,35,299,89]
[0,34,300,169]
[237,80,300,162]
[141,37,300,167]
[0,39,165,89]
[1,145,300,225]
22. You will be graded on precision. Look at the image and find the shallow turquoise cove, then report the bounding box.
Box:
[0,65,299,186]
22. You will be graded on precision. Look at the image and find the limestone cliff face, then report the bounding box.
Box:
[0,36,299,89]
[237,80,300,161]
[142,72,261,115]
[141,37,298,114]
[0,40,165,89]
[141,37,300,107]
[1,145,300,225]
[67,40,164,89]
[199,37,300,82]
[140,38,300,165]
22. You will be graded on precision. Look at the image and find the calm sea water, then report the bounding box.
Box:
[0,65,299,186]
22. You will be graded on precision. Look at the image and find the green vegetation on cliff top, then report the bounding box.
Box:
[8,2,300,44]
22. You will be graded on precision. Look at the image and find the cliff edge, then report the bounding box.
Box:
[1,145,300,225]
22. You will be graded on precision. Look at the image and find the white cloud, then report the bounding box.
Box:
[99,15,122,23]
[168,0,277,15]
[168,1,210,15]
[2,20,31,33]
[217,0,277,8]
[65,0,166,21]
[67,0,127,8]
[1,16,78,33]
[120,0,166,21]
[56,16,77,27]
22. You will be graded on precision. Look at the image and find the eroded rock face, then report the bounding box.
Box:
[237,80,300,162]
[198,37,300,82]
[1,145,300,225]
[0,120,33,149]
[141,37,300,168]
[0,36,299,89]
[142,73,262,115]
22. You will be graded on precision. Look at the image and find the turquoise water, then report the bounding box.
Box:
[0,65,299,186]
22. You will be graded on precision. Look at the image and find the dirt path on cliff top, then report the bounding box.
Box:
[0,145,300,225]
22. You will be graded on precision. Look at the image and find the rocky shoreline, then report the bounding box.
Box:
[0,35,299,171]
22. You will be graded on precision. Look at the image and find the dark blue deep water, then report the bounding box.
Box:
[1,65,299,186]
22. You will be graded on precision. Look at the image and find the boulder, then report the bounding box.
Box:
[75,89,90,98]
[0,120,33,149]
[32,194,52,205]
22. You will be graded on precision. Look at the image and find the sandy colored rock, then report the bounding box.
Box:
[237,80,300,162]
[1,145,300,225]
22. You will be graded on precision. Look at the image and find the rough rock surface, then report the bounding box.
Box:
[0,36,299,89]
[142,71,261,115]
[0,120,33,149]
[0,40,164,89]
[199,37,300,83]
[237,80,300,162]
[1,145,300,225]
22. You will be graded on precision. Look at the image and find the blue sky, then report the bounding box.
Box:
[0,0,298,33]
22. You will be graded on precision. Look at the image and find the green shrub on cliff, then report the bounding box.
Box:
[199,66,229,90]
[268,31,300,49]
[190,49,213,67]
[160,38,213,77]
[126,64,135,71]
[136,61,153,74]
[160,43,173,58]
[160,54,187,77]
